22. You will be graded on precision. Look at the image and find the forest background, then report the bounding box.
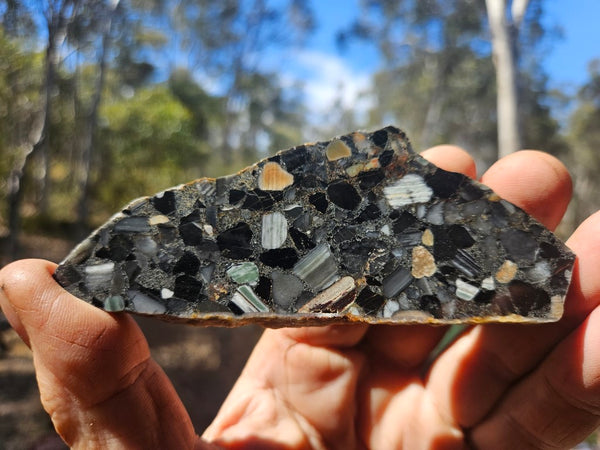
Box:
[2,0,600,260]
[1,0,600,448]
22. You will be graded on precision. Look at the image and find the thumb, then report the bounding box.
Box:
[0,259,206,449]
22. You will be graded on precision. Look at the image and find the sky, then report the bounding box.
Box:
[543,0,600,88]
[272,0,600,123]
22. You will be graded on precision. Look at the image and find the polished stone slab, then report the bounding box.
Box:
[54,126,575,326]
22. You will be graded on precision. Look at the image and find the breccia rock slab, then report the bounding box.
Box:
[54,126,575,327]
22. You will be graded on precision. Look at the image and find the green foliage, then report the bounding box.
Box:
[566,60,600,224]
[0,0,596,249]
[237,71,305,161]
[0,32,40,150]
[0,1,315,237]
[0,0,36,38]
[341,0,561,167]
[0,31,42,212]
[519,74,567,157]
[569,62,600,172]
[93,85,209,216]
[169,68,224,138]
[369,49,497,155]
[349,1,496,161]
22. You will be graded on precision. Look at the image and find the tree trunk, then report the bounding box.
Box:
[37,143,52,215]
[6,0,77,259]
[6,22,59,259]
[76,0,121,236]
[420,57,449,149]
[6,133,45,259]
[485,0,527,159]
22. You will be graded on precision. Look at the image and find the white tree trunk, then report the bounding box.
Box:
[6,0,74,259]
[485,0,527,159]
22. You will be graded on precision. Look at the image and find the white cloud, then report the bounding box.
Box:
[191,48,377,132]
[296,50,373,109]
[279,49,376,127]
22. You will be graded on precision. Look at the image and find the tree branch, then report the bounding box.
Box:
[511,0,529,30]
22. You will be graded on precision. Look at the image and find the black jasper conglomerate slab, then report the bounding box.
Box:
[53,126,576,327]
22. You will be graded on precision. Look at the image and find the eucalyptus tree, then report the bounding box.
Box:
[5,0,82,257]
[339,0,559,165]
[566,60,600,227]
[155,0,314,165]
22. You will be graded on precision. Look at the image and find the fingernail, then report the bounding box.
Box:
[0,285,30,347]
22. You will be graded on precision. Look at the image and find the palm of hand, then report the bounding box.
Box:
[205,317,589,449]
[2,146,600,449]
[205,148,598,449]
[205,324,454,449]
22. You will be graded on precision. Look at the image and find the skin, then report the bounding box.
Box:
[1,146,599,449]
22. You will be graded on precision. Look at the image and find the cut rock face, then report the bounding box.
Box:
[54,126,576,326]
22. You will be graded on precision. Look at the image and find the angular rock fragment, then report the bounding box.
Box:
[54,126,576,326]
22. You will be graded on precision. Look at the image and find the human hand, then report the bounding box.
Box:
[2,147,599,449]
[205,147,600,449]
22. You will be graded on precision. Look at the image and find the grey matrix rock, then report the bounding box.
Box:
[54,126,575,327]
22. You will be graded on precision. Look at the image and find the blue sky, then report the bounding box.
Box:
[273,0,600,123]
[544,0,600,88]
[304,0,600,86]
